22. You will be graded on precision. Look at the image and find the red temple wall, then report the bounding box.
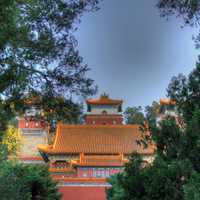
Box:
[59,186,107,200]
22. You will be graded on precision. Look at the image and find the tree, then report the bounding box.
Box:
[124,106,145,124]
[145,101,160,124]
[0,0,100,132]
[107,153,192,200]
[108,95,200,199]
[107,154,146,200]
[0,161,62,200]
[184,171,200,200]
[107,174,125,200]
[107,117,190,200]
[2,125,22,157]
[157,0,200,26]
[181,108,200,172]
[166,64,200,122]
[0,1,101,199]
[157,0,200,49]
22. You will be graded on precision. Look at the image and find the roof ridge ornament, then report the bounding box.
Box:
[100,93,109,99]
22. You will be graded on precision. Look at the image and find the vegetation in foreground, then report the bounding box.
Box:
[0,161,62,200]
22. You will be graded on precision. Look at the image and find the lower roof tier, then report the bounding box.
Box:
[38,124,154,155]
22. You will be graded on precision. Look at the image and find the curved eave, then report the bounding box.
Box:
[160,98,176,105]
[38,144,53,154]
[37,148,155,156]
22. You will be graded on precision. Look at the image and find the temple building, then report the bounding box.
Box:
[18,98,47,164]
[158,99,176,118]
[38,95,154,178]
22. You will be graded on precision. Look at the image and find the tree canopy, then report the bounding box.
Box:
[108,109,200,200]
[124,106,145,124]
[0,0,100,131]
[0,161,62,200]
[108,65,200,200]
[157,0,200,26]
[167,63,200,122]
[0,1,101,199]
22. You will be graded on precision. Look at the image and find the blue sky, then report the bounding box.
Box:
[75,0,199,109]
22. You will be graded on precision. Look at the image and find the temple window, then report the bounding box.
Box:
[87,105,91,112]
[35,122,39,127]
[118,105,122,112]
[113,120,116,124]
[54,160,67,168]
[92,120,96,124]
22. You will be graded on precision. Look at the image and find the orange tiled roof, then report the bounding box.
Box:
[38,124,154,155]
[160,98,176,105]
[86,96,122,105]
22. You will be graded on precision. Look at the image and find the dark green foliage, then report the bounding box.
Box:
[151,116,183,161]
[108,105,200,199]
[119,154,147,200]
[107,154,193,200]
[124,101,159,126]
[157,0,200,49]
[145,101,160,125]
[157,0,200,26]
[0,1,101,199]
[181,108,200,172]
[184,171,200,200]
[0,145,8,161]
[107,154,146,200]
[0,0,100,131]
[167,64,200,122]
[144,158,192,200]
[124,106,145,124]
[0,161,62,200]
[106,174,125,200]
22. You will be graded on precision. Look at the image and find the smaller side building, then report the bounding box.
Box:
[18,99,48,164]
[156,98,184,127]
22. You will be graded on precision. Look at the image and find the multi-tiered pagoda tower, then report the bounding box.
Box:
[18,98,47,164]
[85,94,123,125]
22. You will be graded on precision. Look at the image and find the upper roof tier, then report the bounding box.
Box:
[38,123,154,155]
[160,98,176,105]
[86,94,123,105]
